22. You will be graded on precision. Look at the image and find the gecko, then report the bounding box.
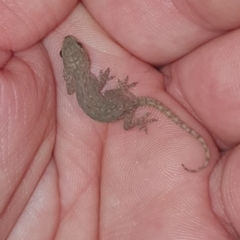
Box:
[60,35,210,173]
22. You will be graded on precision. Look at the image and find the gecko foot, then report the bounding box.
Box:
[136,112,158,134]
[99,68,115,82]
[118,76,138,91]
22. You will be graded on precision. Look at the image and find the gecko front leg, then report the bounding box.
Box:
[97,68,115,90]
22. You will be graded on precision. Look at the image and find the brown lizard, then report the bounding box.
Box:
[60,35,210,173]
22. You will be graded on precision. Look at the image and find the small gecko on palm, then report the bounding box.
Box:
[60,35,210,173]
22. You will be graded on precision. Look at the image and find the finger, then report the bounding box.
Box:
[84,0,240,64]
[0,43,55,238]
[165,29,240,148]
[0,0,77,50]
[210,146,240,237]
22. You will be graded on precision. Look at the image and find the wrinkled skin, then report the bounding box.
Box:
[1,1,240,239]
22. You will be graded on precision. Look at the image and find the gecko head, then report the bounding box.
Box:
[60,35,83,58]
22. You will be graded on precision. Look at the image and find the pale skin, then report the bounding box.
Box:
[1,1,240,240]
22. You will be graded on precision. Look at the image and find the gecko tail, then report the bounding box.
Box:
[181,156,209,173]
[138,96,211,173]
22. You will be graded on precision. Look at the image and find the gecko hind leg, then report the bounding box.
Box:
[118,76,138,96]
[124,111,158,134]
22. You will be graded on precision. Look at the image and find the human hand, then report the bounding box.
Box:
[1,1,240,239]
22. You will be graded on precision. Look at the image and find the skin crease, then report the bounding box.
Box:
[1,0,240,239]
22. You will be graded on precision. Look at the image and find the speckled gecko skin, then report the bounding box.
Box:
[60,35,210,173]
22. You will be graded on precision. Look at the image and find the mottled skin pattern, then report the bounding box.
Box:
[60,35,210,173]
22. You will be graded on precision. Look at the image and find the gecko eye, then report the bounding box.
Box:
[59,50,62,58]
[76,41,83,48]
